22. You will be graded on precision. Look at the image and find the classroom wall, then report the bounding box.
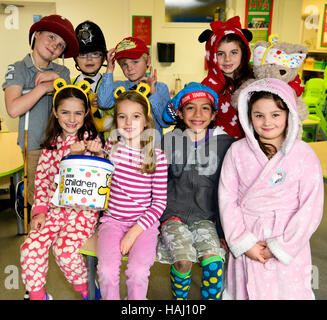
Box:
[302,0,327,50]
[0,0,303,132]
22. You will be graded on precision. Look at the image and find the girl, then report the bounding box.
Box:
[20,78,103,300]
[199,16,254,139]
[158,82,234,300]
[219,78,324,300]
[96,83,168,300]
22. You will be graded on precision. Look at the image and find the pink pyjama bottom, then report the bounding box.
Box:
[20,207,98,299]
[97,217,159,300]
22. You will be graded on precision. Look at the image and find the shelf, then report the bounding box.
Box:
[303,68,325,72]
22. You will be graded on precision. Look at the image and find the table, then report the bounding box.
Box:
[308,141,327,183]
[302,118,320,142]
[0,132,23,178]
[0,132,24,234]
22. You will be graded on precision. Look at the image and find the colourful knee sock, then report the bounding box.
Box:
[170,265,191,300]
[200,256,224,300]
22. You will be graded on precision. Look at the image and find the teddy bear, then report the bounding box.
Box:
[231,35,308,139]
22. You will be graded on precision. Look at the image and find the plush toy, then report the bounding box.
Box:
[231,34,308,138]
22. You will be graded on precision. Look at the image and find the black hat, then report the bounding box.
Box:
[75,21,107,54]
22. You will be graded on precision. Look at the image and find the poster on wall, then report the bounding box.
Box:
[132,15,152,47]
[321,4,327,47]
[245,0,274,48]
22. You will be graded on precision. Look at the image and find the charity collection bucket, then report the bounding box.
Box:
[55,155,114,210]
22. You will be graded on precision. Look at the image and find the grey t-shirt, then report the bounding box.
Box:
[2,54,70,151]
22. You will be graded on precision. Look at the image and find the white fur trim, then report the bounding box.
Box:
[213,126,228,136]
[266,238,293,265]
[230,233,258,258]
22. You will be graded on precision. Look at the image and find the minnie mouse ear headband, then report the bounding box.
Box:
[114,83,151,116]
[29,15,79,58]
[199,16,252,92]
[162,82,219,123]
[198,15,252,46]
[53,78,91,106]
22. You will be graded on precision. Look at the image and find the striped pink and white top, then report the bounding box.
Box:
[101,140,168,230]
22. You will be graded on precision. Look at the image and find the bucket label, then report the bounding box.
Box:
[58,163,113,210]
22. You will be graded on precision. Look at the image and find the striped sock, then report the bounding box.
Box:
[170,265,191,300]
[200,256,224,300]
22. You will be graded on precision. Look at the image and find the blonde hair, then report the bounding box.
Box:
[118,53,149,65]
[109,90,157,174]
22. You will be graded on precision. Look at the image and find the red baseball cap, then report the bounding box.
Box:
[114,37,149,60]
[29,14,79,58]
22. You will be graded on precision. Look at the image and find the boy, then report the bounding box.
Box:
[2,14,79,206]
[73,20,113,139]
[97,36,170,143]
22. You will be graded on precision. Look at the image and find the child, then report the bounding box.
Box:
[73,20,114,138]
[218,78,324,300]
[2,14,79,206]
[199,16,254,139]
[157,82,234,300]
[96,83,168,300]
[20,78,103,300]
[97,36,170,144]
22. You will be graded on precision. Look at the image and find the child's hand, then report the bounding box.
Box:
[90,93,98,108]
[70,141,85,155]
[30,213,46,231]
[260,242,274,260]
[219,238,229,253]
[86,140,104,157]
[34,71,59,86]
[145,66,157,95]
[106,48,116,73]
[245,242,269,264]
[38,81,56,94]
[120,224,144,256]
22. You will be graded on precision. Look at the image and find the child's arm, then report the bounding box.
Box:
[97,49,117,109]
[5,71,60,118]
[218,145,259,259]
[265,147,324,265]
[120,224,144,255]
[32,149,53,218]
[5,81,53,118]
[137,152,168,230]
[148,82,171,129]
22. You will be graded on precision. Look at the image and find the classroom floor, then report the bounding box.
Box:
[0,185,326,300]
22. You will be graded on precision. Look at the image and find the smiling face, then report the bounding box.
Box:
[53,97,87,139]
[250,97,288,150]
[118,54,150,83]
[217,40,242,79]
[177,97,216,141]
[116,99,147,148]
[33,31,66,66]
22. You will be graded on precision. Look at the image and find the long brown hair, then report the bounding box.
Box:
[248,91,289,159]
[41,87,97,149]
[109,90,157,174]
[219,33,254,94]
